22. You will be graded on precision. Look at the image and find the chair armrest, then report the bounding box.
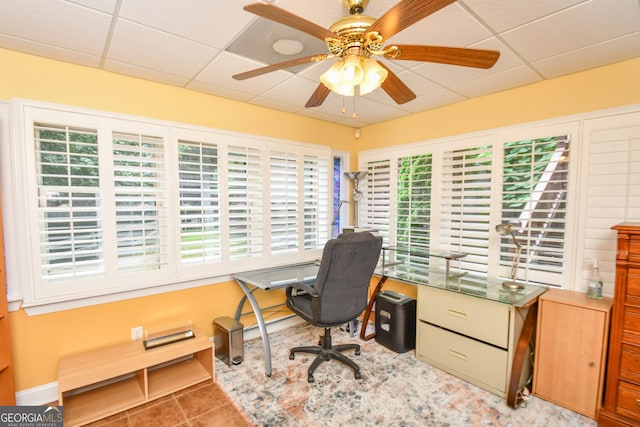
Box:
[286,280,318,298]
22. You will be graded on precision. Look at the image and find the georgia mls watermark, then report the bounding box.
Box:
[0,406,63,427]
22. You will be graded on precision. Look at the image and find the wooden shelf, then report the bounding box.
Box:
[58,326,214,427]
[62,375,146,426]
[148,356,212,401]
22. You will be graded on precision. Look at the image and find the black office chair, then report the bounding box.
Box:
[286,232,383,382]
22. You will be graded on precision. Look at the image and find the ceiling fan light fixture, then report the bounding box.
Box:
[359,57,388,95]
[320,55,387,97]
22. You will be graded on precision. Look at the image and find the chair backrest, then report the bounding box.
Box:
[313,232,383,325]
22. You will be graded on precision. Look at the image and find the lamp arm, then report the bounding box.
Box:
[509,230,521,281]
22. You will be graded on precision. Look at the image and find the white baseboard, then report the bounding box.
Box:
[17,315,304,406]
[15,381,58,406]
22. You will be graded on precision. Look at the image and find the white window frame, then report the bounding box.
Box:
[2,99,331,313]
[359,107,640,292]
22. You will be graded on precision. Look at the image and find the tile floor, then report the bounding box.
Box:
[82,381,252,427]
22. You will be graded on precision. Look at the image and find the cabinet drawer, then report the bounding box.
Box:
[623,307,640,338]
[620,344,640,384]
[418,322,508,393]
[630,236,640,256]
[617,380,640,422]
[629,269,640,298]
[418,286,509,348]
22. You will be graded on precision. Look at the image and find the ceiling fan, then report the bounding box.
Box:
[233,0,500,108]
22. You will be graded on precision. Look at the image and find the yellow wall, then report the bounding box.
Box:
[359,57,640,150]
[1,47,639,393]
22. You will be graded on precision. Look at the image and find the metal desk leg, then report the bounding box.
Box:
[234,280,273,377]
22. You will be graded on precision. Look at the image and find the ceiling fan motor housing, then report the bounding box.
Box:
[344,0,369,15]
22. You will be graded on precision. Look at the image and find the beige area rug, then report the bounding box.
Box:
[215,323,596,427]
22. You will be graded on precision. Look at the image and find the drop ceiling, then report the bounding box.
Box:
[0,0,638,127]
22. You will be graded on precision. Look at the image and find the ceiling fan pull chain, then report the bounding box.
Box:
[353,96,357,119]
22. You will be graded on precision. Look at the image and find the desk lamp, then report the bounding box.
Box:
[496,223,524,290]
[344,171,367,228]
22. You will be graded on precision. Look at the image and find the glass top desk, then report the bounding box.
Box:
[232,262,319,377]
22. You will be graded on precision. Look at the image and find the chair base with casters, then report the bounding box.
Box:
[289,326,361,383]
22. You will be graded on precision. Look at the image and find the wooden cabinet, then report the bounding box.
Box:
[600,223,640,426]
[0,198,16,405]
[416,285,535,398]
[533,289,612,419]
[58,326,214,427]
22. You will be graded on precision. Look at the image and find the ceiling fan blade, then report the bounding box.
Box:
[378,62,416,105]
[233,55,324,80]
[305,83,331,108]
[367,0,456,40]
[390,45,500,69]
[244,3,335,41]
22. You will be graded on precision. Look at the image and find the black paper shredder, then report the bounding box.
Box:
[375,290,416,353]
[212,316,244,366]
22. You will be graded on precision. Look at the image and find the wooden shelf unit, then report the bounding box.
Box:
[533,289,612,419]
[58,326,214,427]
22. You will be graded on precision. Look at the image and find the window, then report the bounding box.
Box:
[178,140,220,265]
[35,123,103,283]
[361,130,573,287]
[499,135,570,284]
[8,101,330,307]
[440,144,493,275]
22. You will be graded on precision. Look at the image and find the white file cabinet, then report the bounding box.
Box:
[416,284,534,397]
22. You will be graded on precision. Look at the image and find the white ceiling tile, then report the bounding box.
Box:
[452,65,541,97]
[254,75,321,106]
[0,0,111,55]
[193,52,293,94]
[533,32,640,78]
[249,96,303,114]
[399,88,467,113]
[109,19,219,78]
[187,80,255,103]
[0,35,102,67]
[388,3,492,46]
[104,60,190,87]
[501,0,640,62]
[460,0,587,33]
[118,0,257,49]
[68,0,118,14]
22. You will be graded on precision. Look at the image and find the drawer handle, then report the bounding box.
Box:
[636,399,640,408]
[448,349,467,361]
[448,309,468,320]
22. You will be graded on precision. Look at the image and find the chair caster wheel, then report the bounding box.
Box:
[354,371,362,379]
[308,375,314,383]
[289,353,295,360]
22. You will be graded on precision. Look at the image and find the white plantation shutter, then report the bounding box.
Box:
[178,140,220,264]
[228,145,263,260]
[499,135,570,284]
[112,131,169,273]
[12,101,333,306]
[581,112,640,294]
[270,151,298,254]
[34,123,104,282]
[364,159,392,243]
[440,145,493,274]
[303,154,330,250]
[397,154,432,252]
